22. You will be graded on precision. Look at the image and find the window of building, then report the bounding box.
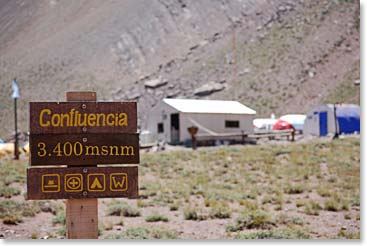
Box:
[158,123,164,133]
[225,120,239,128]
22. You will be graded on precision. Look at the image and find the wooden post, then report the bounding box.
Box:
[13,97,19,160]
[65,91,98,239]
[187,126,198,150]
[291,129,295,142]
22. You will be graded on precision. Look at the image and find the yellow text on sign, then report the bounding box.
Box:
[65,174,83,192]
[39,109,128,128]
[87,174,106,192]
[42,174,60,193]
[110,173,128,191]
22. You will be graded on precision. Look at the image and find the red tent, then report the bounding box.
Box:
[273,119,294,131]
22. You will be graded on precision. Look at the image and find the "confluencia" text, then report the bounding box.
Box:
[39,109,128,127]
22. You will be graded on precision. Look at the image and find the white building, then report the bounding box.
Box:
[145,98,256,144]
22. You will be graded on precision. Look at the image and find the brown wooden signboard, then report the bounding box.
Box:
[29,133,139,166]
[27,166,138,200]
[30,102,137,134]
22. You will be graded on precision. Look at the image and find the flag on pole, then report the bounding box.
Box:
[11,78,19,99]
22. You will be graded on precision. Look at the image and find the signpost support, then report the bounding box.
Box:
[65,91,98,239]
[13,97,19,160]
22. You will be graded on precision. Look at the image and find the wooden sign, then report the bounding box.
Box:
[27,166,138,200]
[29,133,139,166]
[29,102,137,134]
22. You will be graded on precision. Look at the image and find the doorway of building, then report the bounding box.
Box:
[170,113,180,144]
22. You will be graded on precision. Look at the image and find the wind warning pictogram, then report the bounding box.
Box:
[110,173,128,191]
[88,174,106,192]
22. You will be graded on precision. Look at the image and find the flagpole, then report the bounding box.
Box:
[13,78,19,160]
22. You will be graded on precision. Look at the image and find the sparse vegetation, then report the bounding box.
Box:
[304,201,322,216]
[0,137,360,239]
[324,199,340,212]
[226,210,275,232]
[234,228,311,239]
[209,204,232,219]
[106,226,178,239]
[52,212,66,225]
[145,213,169,222]
[106,200,141,217]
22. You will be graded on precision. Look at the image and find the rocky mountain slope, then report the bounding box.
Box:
[0,0,360,137]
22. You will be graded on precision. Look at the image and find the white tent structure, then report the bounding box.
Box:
[303,104,360,136]
[145,98,256,144]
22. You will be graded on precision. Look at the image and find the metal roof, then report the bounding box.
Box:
[163,98,256,114]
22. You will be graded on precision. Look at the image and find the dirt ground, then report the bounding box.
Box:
[0,136,360,239]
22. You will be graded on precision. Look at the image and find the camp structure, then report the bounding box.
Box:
[303,104,360,137]
[278,114,306,132]
[145,98,256,144]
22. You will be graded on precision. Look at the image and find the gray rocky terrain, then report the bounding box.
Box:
[0,0,360,137]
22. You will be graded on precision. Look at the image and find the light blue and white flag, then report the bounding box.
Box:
[11,79,19,99]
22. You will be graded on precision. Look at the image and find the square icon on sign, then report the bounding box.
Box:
[87,173,106,192]
[110,173,128,191]
[65,174,83,192]
[42,174,60,193]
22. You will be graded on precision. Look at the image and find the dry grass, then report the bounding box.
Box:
[0,137,360,239]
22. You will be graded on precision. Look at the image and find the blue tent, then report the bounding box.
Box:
[304,104,360,137]
[336,105,360,134]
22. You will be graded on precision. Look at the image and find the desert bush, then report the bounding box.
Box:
[316,187,332,197]
[103,220,114,231]
[284,184,304,194]
[183,207,198,221]
[21,203,41,217]
[209,204,231,219]
[145,213,169,222]
[2,215,23,225]
[52,211,66,225]
[0,185,21,198]
[226,210,275,232]
[106,227,178,239]
[324,199,339,212]
[234,228,310,239]
[169,203,180,211]
[106,200,140,217]
[304,201,322,216]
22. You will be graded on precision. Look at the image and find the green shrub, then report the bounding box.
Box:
[0,200,21,218]
[209,205,231,219]
[304,201,322,216]
[316,187,332,197]
[52,212,66,225]
[284,184,304,194]
[0,185,21,198]
[107,227,178,239]
[169,203,179,211]
[3,215,23,225]
[106,200,141,217]
[145,213,169,222]
[184,207,198,220]
[226,210,275,232]
[235,229,310,239]
[324,199,339,212]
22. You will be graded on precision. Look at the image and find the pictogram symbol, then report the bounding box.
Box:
[42,174,60,193]
[87,173,106,192]
[110,173,128,191]
[65,174,83,192]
